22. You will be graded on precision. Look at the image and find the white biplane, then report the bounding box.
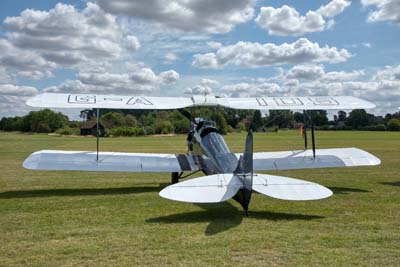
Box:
[23,93,380,215]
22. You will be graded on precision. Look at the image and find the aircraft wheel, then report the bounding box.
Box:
[171,172,179,184]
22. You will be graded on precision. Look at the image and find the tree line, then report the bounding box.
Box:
[1,108,400,135]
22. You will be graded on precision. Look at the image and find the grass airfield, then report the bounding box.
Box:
[0,131,399,266]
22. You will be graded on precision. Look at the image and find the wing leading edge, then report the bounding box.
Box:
[27,93,375,110]
[23,150,197,172]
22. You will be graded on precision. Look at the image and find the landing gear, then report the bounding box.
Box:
[171,172,180,184]
[171,170,201,184]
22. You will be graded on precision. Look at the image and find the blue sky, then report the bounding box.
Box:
[0,0,399,117]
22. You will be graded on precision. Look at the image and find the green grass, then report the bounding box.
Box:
[0,131,399,266]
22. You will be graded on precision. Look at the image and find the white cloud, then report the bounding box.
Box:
[221,82,285,97]
[316,0,352,17]
[255,0,351,36]
[286,65,325,80]
[45,68,180,94]
[362,0,400,24]
[2,3,139,77]
[207,41,222,49]
[164,52,178,64]
[159,70,180,84]
[200,78,219,87]
[124,35,141,50]
[0,39,56,74]
[96,0,255,34]
[372,65,400,80]
[212,63,400,113]
[185,77,220,95]
[192,38,352,69]
[0,84,38,96]
[185,84,213,95]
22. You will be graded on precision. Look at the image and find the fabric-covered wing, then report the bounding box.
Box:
[23,150,197,172]
[27,93,375,111]
[219,96,375,110]
[236,148,380,171]
[27,93,193,110]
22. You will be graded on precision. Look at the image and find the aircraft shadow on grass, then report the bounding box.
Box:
[327,186,370,194]
[380,181,400,187]
[0,183,168,199]
[146,202,324,236]
[1,183,324,236]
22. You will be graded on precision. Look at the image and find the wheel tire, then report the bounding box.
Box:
[171,172,179,184]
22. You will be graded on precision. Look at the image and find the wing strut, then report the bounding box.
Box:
[310,111,316,159]
[302,110,308,150]
[96,108,100,162]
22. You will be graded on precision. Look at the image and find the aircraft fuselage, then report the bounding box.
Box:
[186,120,238,175]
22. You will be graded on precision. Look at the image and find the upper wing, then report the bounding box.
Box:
[27,93,375,110]
[219,96,375,110]
[26,93,193,110]
[236,148,380,171]
[23,150,197,172]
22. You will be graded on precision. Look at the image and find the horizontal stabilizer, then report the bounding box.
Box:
[237,148,380,171]
[23,150,196,172]
[159,174,242,203]
[27,93,375,110]
[253,174,332,201]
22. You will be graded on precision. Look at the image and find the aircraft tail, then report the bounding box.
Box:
[233,130,254,215]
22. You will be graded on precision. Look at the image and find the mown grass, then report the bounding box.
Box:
[0,131,399,266]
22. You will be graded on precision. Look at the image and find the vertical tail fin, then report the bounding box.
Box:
[233,130,254,216]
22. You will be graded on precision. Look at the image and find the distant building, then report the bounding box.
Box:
[80,121,105,136]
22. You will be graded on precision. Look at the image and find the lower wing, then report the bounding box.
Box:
[23,150,197,172]
[237,148,380,171]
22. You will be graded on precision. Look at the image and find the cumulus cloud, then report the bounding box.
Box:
[2,2,140,78]
[0,39,56,75]
[0,84,38,96]
[255,0,351,36]
[362,0,400,24]
[192,38,351,69]
[185,78,220,95]
[285,64,364,82]
[219,64,399,112]
[96,0,255,34]
[44,68,180,94]
[221,82,285,97]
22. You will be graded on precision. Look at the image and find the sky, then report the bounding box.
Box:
[0,0,399,118]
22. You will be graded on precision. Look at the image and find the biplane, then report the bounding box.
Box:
[23,93,380,215]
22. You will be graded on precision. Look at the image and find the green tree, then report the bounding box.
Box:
[387,118,400,131]
[251,110,263,131]
[101,112,125,128]
[312,110,329,126]
[124,114,138,127]
[345,109,370,129]
[29,109,67,133]
[154,119,174,134]
[267,110,294,128]
[214,110,228,134]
